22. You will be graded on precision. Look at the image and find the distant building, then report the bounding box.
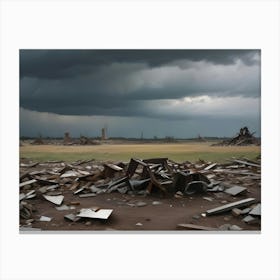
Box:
[101,128,107,140]
[64,132,71,143]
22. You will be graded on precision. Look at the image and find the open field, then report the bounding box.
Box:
[20,142,261,163]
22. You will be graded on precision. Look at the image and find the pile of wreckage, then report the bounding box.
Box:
[20,156,261,231]
[213,127,260,146]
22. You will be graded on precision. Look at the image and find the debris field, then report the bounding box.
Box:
[20,157,261,231]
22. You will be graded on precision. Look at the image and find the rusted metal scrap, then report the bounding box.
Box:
[126,158,173,194]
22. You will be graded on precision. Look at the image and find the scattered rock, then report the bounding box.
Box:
[231,208,242,217]
[229,225,243,231]
[192,215,200,220]
[152,201,162,205]
[219,224,231,230]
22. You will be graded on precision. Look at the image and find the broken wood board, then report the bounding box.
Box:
[205,198,256,216]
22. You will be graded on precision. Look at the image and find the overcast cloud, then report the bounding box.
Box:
[20,50,260,138]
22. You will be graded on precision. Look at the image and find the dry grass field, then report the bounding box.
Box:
[20,142,260,163]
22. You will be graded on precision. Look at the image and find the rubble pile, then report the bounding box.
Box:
[31,138,44,145]
[79,136,101,145]
[19,156,261,231]
[213,127,260,146]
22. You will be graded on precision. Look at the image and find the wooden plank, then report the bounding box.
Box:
[204,163,217,171]
[19,179,37,188]
[233,159,261,168]
[205,198,256,216]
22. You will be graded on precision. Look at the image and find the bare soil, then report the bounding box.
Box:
[20,189,260,231]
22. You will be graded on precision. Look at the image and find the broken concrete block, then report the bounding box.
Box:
[39,216,52,222]
[219,224,231,230]
[229,225,243,231]
[242,215,260,224]
[231,208,242,217]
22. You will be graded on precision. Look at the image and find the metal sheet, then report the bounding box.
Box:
[77,209,113,219]
[206,198,256,216]
[249,204,261,216]
[43,195,64,205]
[224,186,247,196]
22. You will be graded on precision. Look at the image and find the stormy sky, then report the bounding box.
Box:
[20,50,260,138]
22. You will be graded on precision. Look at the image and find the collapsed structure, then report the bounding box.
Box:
[213,127,260,146]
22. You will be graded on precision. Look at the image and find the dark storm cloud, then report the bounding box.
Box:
[20,50,260,118]
[20,49,259,79]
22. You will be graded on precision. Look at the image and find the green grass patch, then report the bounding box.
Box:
[20,145,260,163]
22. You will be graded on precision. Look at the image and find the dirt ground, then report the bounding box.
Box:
[20,177,261,232]
[21,193,260,231]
